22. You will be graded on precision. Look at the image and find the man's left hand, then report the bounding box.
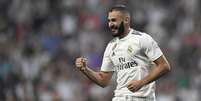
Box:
[127,80,144,92]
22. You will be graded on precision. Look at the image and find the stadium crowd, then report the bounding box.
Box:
[0,0,200,101]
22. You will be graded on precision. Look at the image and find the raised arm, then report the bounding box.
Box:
[75,57,114,87]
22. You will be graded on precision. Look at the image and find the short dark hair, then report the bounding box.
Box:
[109,4,130,16]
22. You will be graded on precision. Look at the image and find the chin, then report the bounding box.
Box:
[112,33,120,37]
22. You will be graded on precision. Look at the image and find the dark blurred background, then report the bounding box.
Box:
[0,0,200,101]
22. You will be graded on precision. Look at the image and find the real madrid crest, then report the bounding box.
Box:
[127,45,133,55]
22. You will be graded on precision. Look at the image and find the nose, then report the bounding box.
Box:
[108,22,114,28]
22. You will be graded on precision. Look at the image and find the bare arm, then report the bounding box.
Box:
[127,55,171,92]
[75,57,113,87]
[141,55,171,85]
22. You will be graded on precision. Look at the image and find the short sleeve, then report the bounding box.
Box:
[100,43,115,71]
[140,34,163,61]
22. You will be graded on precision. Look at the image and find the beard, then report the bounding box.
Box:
[110,21,125,37]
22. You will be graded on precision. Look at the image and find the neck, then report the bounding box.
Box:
[119,27,130,39]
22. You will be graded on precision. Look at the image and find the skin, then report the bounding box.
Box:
[107,11,130,38]
[75,10,171,92]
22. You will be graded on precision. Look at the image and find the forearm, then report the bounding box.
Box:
[141,63,170,86]
[82,67,108,87]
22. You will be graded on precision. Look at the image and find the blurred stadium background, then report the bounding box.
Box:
[0,0,200,101]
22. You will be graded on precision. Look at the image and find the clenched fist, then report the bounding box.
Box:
[127,80,144,92]
[75,57,87,71]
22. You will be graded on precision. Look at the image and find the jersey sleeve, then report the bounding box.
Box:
[140,34,163,61]
[100,43,115,72]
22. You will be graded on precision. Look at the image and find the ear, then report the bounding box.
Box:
[124,16,130,23]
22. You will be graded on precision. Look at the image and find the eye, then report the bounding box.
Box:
[111,18,116,22]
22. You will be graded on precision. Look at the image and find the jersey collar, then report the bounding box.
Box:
[119,28,134,41]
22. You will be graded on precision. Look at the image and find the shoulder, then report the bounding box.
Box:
[131,30,153,40]
[108,37,118,44]
[131,30,157,48]
[104,38,118,52]
[131,30,143,36]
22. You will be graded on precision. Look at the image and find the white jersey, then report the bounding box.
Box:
[101,28,163,97]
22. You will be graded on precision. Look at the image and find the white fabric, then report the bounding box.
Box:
[101,29,163,97]
[112,95,156,101]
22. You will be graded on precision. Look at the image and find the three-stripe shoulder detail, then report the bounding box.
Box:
[131,30,142,36]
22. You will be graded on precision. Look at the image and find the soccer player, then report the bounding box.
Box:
[75,5,171,101]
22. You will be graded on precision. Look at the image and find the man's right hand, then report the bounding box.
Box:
[75,57,87,72]
[75,57,113,87]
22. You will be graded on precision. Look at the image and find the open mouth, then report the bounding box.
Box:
[111,29,117,32]
[110,26,118,32]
